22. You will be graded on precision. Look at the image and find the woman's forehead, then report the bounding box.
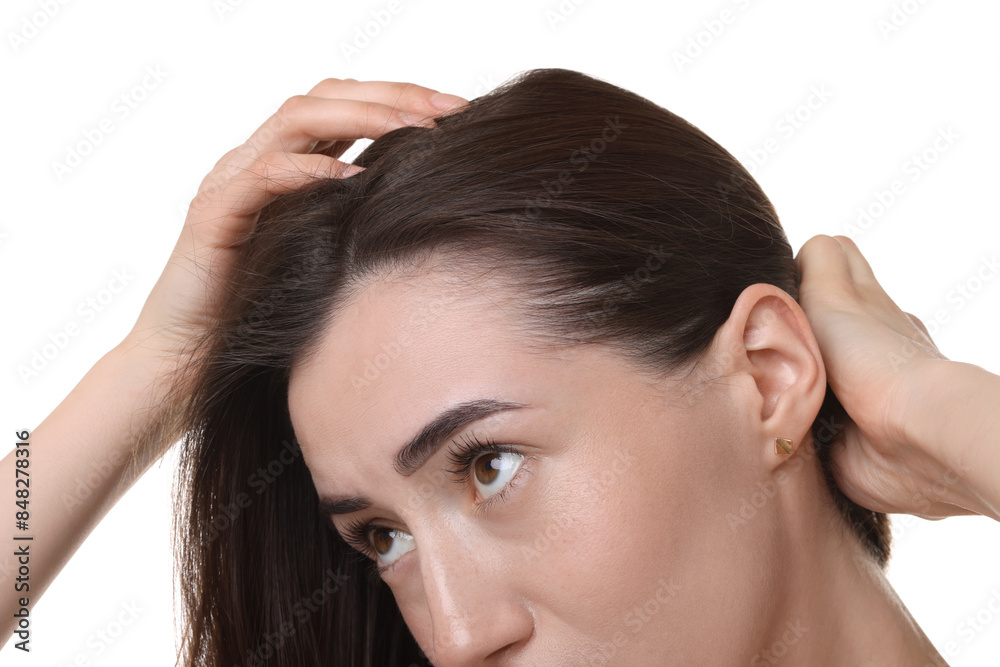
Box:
[287,271,540,452]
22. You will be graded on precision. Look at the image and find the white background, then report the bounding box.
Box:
[1,0,998,664]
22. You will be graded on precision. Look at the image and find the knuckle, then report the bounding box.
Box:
[277,94,309,117]
[212,145,244,170]
[308,77,358,96]
[208,154,231,174]
[805,234,839,255]
[832,234,857,250]
[395,80,421,101]
[248,151,284,179]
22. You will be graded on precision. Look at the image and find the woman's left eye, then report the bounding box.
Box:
[445,434,528,505]
[470,450,524,499]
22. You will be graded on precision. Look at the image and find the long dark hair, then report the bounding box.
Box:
[165,67,890,666]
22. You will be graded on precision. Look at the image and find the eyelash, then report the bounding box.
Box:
[338,433,529,582]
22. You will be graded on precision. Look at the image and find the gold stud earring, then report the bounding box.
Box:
[775,437,794,457]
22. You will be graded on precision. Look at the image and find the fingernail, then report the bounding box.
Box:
[430,92,467,111]
[338,163,364,178]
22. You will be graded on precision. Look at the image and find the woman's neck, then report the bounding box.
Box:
[759,439,948,666]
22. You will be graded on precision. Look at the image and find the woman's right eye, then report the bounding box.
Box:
[370,526,415,568]
[339,516,414,576]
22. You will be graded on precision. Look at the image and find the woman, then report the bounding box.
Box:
[3,68,998,665]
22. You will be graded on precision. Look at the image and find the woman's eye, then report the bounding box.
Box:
[371,526,415,563]
[473,451,525,498]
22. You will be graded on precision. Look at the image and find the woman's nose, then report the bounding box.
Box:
[418,539,535,665]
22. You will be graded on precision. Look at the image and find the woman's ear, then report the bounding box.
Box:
[713,283,828,467]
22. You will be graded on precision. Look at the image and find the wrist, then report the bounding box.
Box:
[102,334,195,458]
[902,358,1000,520]
[113,328,204,386]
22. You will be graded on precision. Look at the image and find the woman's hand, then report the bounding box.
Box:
[795,234,994,520]
[0,81,470,643]
[122,79,468,378]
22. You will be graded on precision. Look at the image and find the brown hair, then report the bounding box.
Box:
[168,67,890,666]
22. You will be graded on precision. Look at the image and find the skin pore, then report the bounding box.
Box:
[287,253,946,666]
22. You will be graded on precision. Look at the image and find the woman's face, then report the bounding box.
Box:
[287,260,794,665]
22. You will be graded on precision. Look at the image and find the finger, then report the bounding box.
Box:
[218,82,468,198]
[215,150,354,207]
[795,234,855,302]
[796,234,849,281]
[190,151,355,246]
[244,96,425,156]
[300,80,469,159]
[220,96,420,191]
[308,138,355,160]
[305,78,469,118]
[188,80,470,251]
[830,235,889,294]
[304,138,361,162]
[832,236,924,325]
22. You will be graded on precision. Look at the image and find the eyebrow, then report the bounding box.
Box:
[317,398,529,518]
